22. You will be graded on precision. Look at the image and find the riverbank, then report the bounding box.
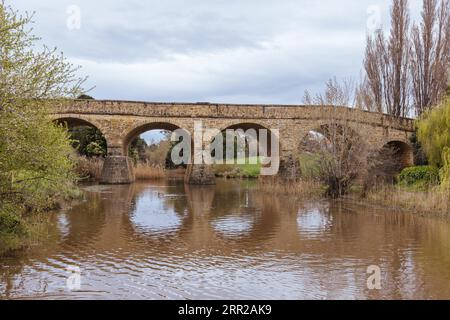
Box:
[0,186,83,256]
[356,185,449,219]
[255,177,449,218]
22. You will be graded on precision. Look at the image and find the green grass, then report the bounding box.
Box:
[299,153,322,179]
[213,157,262,178]
[214,154,324,179]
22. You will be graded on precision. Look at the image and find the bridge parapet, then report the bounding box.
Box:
[51,100,414,132]
[50,99,416,184]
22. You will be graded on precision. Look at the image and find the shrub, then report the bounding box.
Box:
[0,3,85,253]
[396,166,440,189]
[416,98,450,167]
[70,126,107,157]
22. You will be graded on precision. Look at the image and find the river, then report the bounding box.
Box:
[1,179,450,299]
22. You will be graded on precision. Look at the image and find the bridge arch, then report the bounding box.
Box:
[54,116,104,132]
[378,140,414,171]
[122,121,189,156]
[299,122,363,154]
[48,100,416,184]
[54,116,108,156]
[297,122,367,183]
[217,122,279,158]
[315,122,362,140]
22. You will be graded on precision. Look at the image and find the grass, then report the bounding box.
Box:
[359,184,450,218]
[213,157,262,179]
[134,163,166,180]
[213,154,322,179]
[298,153,322,179]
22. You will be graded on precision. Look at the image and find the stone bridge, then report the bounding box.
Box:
[49,99,415,184]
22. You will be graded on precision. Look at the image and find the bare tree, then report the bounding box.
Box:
[355,77,378,112]
[303,77,356,106]
[364,0,411,117]
[411,0,450,115]
[302,78,368,198]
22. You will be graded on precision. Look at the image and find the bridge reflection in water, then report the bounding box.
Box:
[1,179,450,300]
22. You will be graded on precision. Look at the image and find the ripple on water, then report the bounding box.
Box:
[297,206,333,238]
[130,190,183,235]
[2,181,450,300]
[211,215,254,237]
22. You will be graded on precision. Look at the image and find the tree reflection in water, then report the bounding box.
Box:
[1,179,450,299]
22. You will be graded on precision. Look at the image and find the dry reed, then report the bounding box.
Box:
[75,156,104,181]
[134,163,166,180]
[363,184,450,218]
[258,177,323,198]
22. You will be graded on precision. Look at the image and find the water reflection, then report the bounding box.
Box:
[1,179,450,300]
[131,188,184,235]
[212,215,255,237]
[297,204,333,238]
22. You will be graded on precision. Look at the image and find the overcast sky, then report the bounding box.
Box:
[12,0,422,105]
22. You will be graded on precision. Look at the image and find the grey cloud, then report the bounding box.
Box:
[11,0,422,104]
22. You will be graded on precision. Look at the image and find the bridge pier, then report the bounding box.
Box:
[52,101,415,186]
[100,155,135,184]
[184,164,216,185]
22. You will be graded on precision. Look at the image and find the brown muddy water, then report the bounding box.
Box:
[1,179,450,300]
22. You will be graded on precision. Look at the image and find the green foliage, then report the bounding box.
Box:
[299,153,322,179]
[85,142,104,157]
[77,94,94,100]
[1,105,77,208]
[0,3,86,253]
[128,137,147,164]
[417,97,450,193]
[396,166,440,190]
[70,126,107,157]
[417,98,450,167]
[239,162,261,178]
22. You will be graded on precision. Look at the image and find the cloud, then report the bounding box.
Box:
[11,0,422,104]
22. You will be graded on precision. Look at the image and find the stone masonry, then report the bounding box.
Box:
[50,100,415,184]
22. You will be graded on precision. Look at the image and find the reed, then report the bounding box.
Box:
[362,184,450,218]
[74,156,104,181]
[258,177,324,198]
[134,163,166,180]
